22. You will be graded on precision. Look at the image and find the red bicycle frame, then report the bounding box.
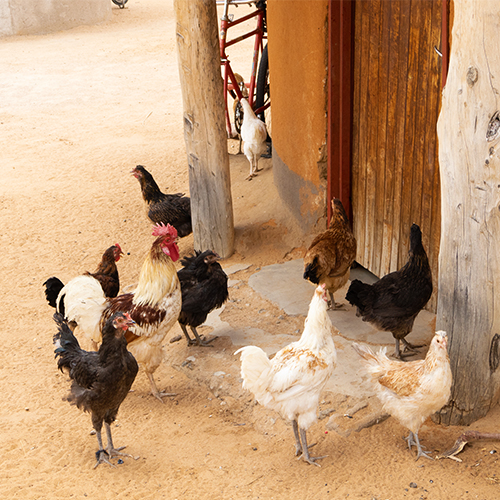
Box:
[218,0,267,137]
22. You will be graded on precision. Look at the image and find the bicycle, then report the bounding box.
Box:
[217,0,270,139]
[111,0,128,8]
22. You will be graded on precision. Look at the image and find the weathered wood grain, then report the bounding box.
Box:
[436,0,500,425]
[174,0,234,258]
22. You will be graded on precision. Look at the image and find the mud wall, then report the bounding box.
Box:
[0,0,110,36]
[267,0,329,231]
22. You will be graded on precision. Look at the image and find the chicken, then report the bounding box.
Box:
[54,223,182,401]
[346,223,432,359]
[53,311,139,468]
[303,198,356,309]
[240,98,267,180]
[235,284,336,466]
[177,250,229,346]
[131,165,192,238]
[352,330,452,460]
[43,244,123,318]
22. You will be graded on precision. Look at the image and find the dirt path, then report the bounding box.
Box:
[1,1,499,498]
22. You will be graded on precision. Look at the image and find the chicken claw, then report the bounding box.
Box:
[94,449,115,469]
[406,431,433,460]
[292,421,326,466]
[147,372,177,402]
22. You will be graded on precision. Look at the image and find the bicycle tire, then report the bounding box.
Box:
[255,43,271,137]
[112,0,128,8]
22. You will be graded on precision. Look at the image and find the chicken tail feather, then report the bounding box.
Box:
[345,279,371,309]
[234,346,272,398]
[43,277,64,308]
[53,313,82,372]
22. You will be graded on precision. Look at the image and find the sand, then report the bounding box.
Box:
[1,1,499,498]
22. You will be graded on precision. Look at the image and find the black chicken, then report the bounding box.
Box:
[53,311,139,468]
[131,165,192,238]
[177,250,229,346]
[44,244,123,317]
[346,224,432,359]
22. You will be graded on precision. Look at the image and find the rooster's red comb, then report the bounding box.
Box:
[152,222,178,239]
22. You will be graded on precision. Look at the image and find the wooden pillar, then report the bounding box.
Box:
[174,0,234,258]
[436,0,500,425]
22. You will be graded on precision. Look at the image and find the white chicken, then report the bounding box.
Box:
[352,330,452,460]
[235,283,337,466]
[240,98,267,180]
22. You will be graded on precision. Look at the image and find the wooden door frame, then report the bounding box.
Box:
[327,0,355,223]
[327,0,449,223]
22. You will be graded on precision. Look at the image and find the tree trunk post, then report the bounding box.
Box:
[436,0,500,425]
[174,0,234,258]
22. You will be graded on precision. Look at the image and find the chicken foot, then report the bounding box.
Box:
[393,338,424,360]
[405,431,433,460]
[292,420,326,467]
[94,429,115,469]
[147,372,177,402]
[180,324,217,347]
[104,422,139,460]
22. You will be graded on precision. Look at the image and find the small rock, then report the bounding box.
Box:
[410,482,417,489]
[117,459,124,464]
[25,407,29,411]
[169,335,182,343]
[186,356,196,362]
[213,371,226,377]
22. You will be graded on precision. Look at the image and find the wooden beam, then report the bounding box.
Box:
[174,0,234,258]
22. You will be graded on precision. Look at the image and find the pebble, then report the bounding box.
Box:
[410,482,417,489]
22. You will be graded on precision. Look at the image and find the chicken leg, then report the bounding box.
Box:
[147,372,176,402]
[292,420,326,467]
[94,426,115,468]
[104,422,138,460]
[180,324,217,347]
[405,431,432,460]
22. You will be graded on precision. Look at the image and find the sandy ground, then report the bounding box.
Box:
[1,1,499,498]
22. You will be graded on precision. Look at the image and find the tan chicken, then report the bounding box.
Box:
[303,198,356,309]
[352,330,452,460]
[240,98,267,180]
[235,284,337,466]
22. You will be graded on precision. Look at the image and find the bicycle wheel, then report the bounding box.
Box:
[112,0,128,8]
[234,100,244,135]
[255,43,271,136]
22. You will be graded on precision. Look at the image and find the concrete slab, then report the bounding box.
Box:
[171,258,437,435]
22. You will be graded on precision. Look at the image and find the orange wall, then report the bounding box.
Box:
[267,0,328,228]
[267,0,328,186]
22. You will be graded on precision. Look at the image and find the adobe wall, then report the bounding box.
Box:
[267,0,329,232]
[0,0,111,36]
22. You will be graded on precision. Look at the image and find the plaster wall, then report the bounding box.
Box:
[0,0,110,36]
[267,0,329,230]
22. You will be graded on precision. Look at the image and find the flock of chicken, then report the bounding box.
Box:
[43,165,452,469]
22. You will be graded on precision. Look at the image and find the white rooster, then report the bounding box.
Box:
[235,283,337,466]
[240,98,267,180]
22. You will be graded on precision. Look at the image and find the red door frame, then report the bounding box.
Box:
[327,0,355,223]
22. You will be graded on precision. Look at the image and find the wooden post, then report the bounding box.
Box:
[174,0,234,258]
[436,0,500,425]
